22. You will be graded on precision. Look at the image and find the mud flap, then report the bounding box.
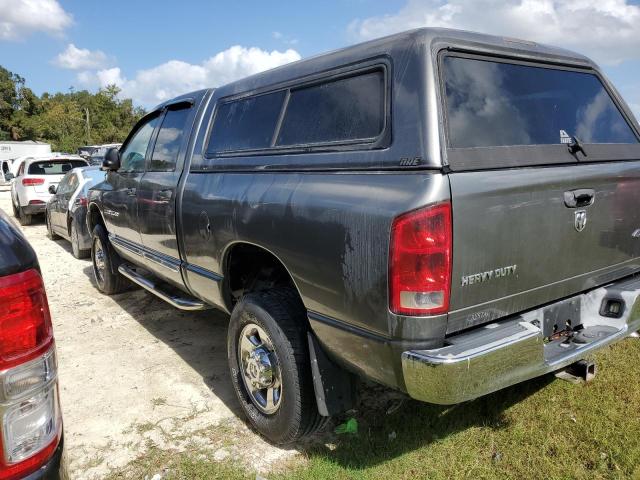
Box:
[307,332,356,416]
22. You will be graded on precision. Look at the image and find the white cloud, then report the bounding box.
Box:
[78,45,301,107]
[348,0,640,65]
[53,43,112,70]
[0,0,72,40]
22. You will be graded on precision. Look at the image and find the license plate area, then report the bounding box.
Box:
[542,297,582,338]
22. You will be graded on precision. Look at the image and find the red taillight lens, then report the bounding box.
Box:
[0,270,53,370]
[21,178,44,187]
[389,202,452,315]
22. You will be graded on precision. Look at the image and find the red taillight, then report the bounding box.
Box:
[0,270,53,370]
[389,202,452,316]
[21,178,44,187]
[0,270,60,479]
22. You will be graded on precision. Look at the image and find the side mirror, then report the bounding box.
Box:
[48,184,57,194]
[5,173,14,181]
[103,148,121,171]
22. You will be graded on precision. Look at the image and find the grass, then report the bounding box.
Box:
[109,338,640,479]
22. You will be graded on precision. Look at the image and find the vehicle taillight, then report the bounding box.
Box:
[389,202,452,316]
[21,178,44,187]
[0,269,61,480]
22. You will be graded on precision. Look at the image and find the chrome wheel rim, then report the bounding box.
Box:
[238,323,282,414]
[93,238,106,286]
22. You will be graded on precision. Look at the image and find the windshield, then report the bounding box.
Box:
[28,160,88,175]
[443,56,638,148]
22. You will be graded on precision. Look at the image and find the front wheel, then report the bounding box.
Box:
[227,289,325,444]
[91,224,128,294]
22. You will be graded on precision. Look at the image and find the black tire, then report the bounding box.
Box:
[12,200,19,219]
[18,206,32,226]
[228,288,325,444]
[91,224,128,294]
[46,211,61,240]
[71,220,89,259]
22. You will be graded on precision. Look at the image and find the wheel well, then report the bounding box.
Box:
[224,243,299,309]
[87,205,105,234]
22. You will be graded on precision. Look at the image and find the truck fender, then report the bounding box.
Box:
[307,332,357,417]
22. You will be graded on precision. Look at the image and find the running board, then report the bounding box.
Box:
[118,264,209,311]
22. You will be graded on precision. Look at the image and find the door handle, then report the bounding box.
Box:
[126,188,137,197]
[564,188,595,208]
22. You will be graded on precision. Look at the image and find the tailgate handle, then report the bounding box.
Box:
[564,189,595,208]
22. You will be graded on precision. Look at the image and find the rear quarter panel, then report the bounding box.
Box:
[180,171,449,337]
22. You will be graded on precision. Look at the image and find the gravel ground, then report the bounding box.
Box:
[0,189,295,478]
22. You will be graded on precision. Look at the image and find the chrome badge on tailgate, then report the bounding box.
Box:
[461,265,518,287]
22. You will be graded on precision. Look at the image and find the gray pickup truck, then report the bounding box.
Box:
[87,28,640,444]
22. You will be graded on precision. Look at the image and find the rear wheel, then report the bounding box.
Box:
[91,224,127,294]
[227,288,325,444]
[46,211,60,240]
[71,220,89,259]
[18,206,32,226]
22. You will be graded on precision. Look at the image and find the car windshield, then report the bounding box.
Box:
[28,159,87,175]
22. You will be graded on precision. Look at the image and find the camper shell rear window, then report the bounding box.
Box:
[440,53,640,170]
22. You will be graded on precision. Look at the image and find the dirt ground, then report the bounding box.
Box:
[0,189,298,479]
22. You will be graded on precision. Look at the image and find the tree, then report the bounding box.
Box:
[0,65,145,150]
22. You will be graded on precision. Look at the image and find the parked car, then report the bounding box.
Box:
[0,208,65,479]
[46,166,106,259]
[86,28,640,444]
[10,156,89,226]
[1,160,12,185]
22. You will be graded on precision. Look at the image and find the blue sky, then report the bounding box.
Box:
[1,0,639,117]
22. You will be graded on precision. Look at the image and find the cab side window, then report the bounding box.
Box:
[120,116,160,172]
[67,174,79,194]
[149,108,191,172]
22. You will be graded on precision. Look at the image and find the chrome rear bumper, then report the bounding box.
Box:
[402,275,640,405]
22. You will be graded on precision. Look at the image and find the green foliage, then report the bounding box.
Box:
[0,65,145,152]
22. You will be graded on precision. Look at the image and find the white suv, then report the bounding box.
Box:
[11,155,88,225]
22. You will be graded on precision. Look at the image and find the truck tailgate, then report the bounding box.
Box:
[447,161,640,333]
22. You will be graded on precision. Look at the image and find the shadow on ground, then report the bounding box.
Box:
[81,264,553,467]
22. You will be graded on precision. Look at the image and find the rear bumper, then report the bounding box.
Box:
[402,275,640,405]
[22,204,47,215]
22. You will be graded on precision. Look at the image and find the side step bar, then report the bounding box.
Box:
[118,264,209,311]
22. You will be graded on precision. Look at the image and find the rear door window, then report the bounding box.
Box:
[276,71,385,147]
[149,108,191,171]
[442,56,638,148]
